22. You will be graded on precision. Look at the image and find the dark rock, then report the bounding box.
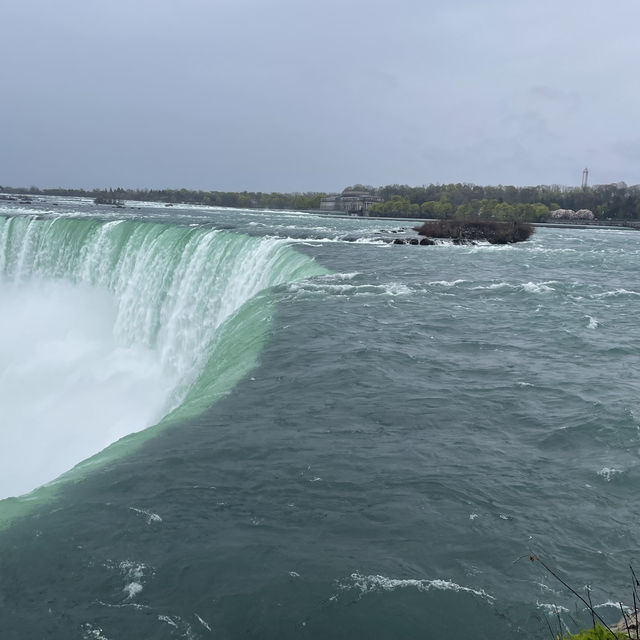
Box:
[419,237,435,245]
[613,610,639,636]
[414,219,534,244]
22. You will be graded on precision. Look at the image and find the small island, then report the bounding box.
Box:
[414,219,534,244]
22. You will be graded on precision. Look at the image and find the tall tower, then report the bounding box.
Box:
[581,167,589,188]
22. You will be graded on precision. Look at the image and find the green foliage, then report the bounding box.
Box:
[4,181,640,220]
[559,623,627,639]
[373,182,640,221]
[370,195,420,216]
[0,186,327,211]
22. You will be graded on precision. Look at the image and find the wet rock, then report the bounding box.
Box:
[613,610,639,636]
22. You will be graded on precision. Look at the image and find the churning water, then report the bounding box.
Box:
[0,197,639,639]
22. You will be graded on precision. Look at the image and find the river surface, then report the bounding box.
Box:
[1,196,639,639]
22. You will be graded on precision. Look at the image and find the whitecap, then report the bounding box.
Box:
[119,560,148,599]
[322,272,360,281]
[123,582,143,598]
[594,288,640,298]
[521,282,555,294]
[195,613,212,631]
[428,279,467,287]
[129,506,162,524]
[594,601,631,611]
[158,615,179,628]
[597,467,622,482]
[470,282,513,291]
[82,624,111,640]
[343,572,494,601]
[536,601,569,614]
[287,280,410,297]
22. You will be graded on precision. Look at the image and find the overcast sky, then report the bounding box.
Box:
[2,0,639,192]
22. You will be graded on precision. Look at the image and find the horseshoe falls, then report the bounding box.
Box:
[1,197,640,640]
[0,214,325,500]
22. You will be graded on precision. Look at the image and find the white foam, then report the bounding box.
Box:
[288,280,410,297]
[96,600,148,611]
[195,613,212,632]
[129,507,163,524]
[597,467,622,482]
[521,282,555,294]
[428,279,467,287]
[594,288,640,298]
[287,236,389,246]
[82,624,111,640]
[158,615,179,628]
[344,572,494,601]
[471,280,557,294]
[119,561,148,599]
[586,316,599,329]
[123,582,143,598]
[323,271,360,281]
[594,601,631,611]
[536,601,569,614]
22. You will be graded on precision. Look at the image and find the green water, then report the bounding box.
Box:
[0,197,639,639]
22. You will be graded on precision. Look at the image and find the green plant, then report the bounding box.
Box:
[529,555,639,640]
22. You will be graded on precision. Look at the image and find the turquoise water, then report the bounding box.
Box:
[1,197,639,639]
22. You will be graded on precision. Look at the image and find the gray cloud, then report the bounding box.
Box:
[1,0,639,190]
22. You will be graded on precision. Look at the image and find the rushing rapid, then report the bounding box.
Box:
[0,214,325,498]
[1,197,639,640]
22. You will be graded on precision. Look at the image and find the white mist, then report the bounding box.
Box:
[0,280,176,499]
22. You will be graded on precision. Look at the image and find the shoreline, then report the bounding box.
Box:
[309,210,640,231]
[2,193,639,231]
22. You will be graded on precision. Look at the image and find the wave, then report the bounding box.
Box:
[470,281,557,294]
[427,279,468,287]
[597,467,623,482]
[593,288,640,298]
[0,215,326,509]
[341,572,495,602]
[586,315,599,329]
[287,276,410,298]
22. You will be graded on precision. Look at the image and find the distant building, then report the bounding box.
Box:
[320,190,382,216]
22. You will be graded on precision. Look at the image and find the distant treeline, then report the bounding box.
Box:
[364,182,640,220]
[0,186,324,211]
[2,182,640,221]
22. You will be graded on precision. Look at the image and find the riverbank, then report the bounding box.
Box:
[310,210,640,231]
